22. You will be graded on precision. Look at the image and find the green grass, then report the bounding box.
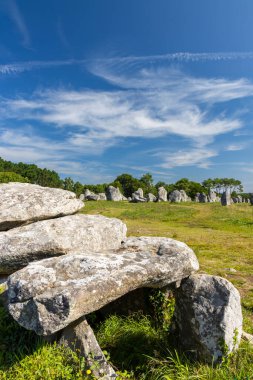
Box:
[82,201,253,333]
[1,201,253,379]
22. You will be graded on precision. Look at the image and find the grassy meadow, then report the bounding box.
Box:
[0,200,253,379]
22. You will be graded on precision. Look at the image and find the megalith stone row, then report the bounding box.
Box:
[0,182,244,373]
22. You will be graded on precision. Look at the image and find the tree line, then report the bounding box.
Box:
[0,156,245,198]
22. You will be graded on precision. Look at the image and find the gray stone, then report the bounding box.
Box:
[106,186,124,201]
[0,214,127,274]
[79,194,85,201]
[194,193,200,202]
[59,316,116,379]
[131,190,147,203]
[232,197,239,203]
[98,193,107,200]
[7,236,199,335]
[157,186,167,202]
[0,183,84,231]
[173,274,242,363]
[249,194,253,205]
[180,190,188,202]
[169,190,181,202]
[198,193,208,203]
[209,190,217,202]
[221,190,232,206]
[242,331,253,345]
[147,193,157,202]
[237,195,243,203]
[86,194,100,201]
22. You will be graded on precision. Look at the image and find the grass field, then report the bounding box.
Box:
[82,201,253,333]
[0,201,252,379]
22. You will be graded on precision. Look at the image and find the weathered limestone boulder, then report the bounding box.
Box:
[198,193,208,203]
[59,316,116,379]
[98,193,107,200]
[194,193,200,202]
[0,183,84,231]
[208,190,217,202]
[180,190,188,202]
[135,188,144,198]
[79,194,85,201]
[86,193,100,201]
[147,193,157,202]
[168,190,181,202]
[0,214,127,274]
[7,236,199,335]
[105,186,124,201]
[232,197,238,203]
[221,190,231,206]
[173,274,242,363]
[157,186,167,202]
[237,195,242,203]
[83,189,91,199]
[131,189,147,203]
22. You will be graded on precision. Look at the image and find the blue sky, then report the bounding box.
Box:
[0,0,253,190]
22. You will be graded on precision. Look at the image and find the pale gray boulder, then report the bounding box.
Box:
[0,183,84,231]
[169,190,181,202]
[86,194,100,201]
[79,194,85,201]
[106,186,124,201]
[59,316,116,379]
[0,214,127,274]
[209,190,217,202]
[173,274,242,363]
[98,193,107,200]
[131,190,147,203]
[157,186,167,202]
[221,190,232,206]
[199,193,208,203]
[180,190,188,202]
[7,236,199,335]
[147,193,157,202]
[237,195,242,203]
[194,193,200,202]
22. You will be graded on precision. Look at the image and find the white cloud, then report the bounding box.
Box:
[226,144,247,151]
[1,62,253,171]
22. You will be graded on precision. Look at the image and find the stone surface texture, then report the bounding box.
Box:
[173,274,242,363]
[157,186,167,202]
[169,190,181,202]
[0,183,84,231]
[221,190,232,206]
[59,316,116,379]
[0,214,127,274]
[147,193,157,202]
[105,186,124,201]
[7,236,199,335]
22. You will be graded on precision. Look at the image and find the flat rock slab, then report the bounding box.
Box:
[7,236,199,335]
[0,215,127,274]
[173,274,242,363]
[0,183,84,231]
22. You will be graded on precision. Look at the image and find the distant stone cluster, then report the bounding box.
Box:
[80,185,252,206]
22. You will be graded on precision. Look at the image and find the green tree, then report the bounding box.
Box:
[113,173,140,197]
[0,172,29,183]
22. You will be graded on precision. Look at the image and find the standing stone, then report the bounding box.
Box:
[209,190,217,202]
[59,316,116,379]
[98,193,107,200]
[0,183,84,231]
[106,186,124,201]
[198,193,208,203]
[147,193,157,202]
[86,193,100,201]
[79,194,85,201]
[0,214,127,274]
[221,190,232,206]
[180,190,188,202]
[237,195,242,203]
[232,197,238,203]
[131,189,147,203]
[173,274,242,363]
[194,193,200,202]
[168,190,181,202]
[157,187,167,202]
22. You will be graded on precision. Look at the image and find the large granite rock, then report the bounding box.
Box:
[180,190,188,202]
[0,214,127,274]
[157,186,167,202]
[59,316,116,379]
[0,183,84,231]
[106,186,124,201]
[221,190,232,206]
[7,236,199,335]
[198,193,208,203]
[173,274,242,363]
[169,190,181,202]
[98,193,107,200]
[209,190,217,202]
[131,190,147,203]
[147,193,157,202]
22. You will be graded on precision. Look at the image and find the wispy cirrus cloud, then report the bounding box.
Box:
[1,60,253,175]
[3,0,31,49]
